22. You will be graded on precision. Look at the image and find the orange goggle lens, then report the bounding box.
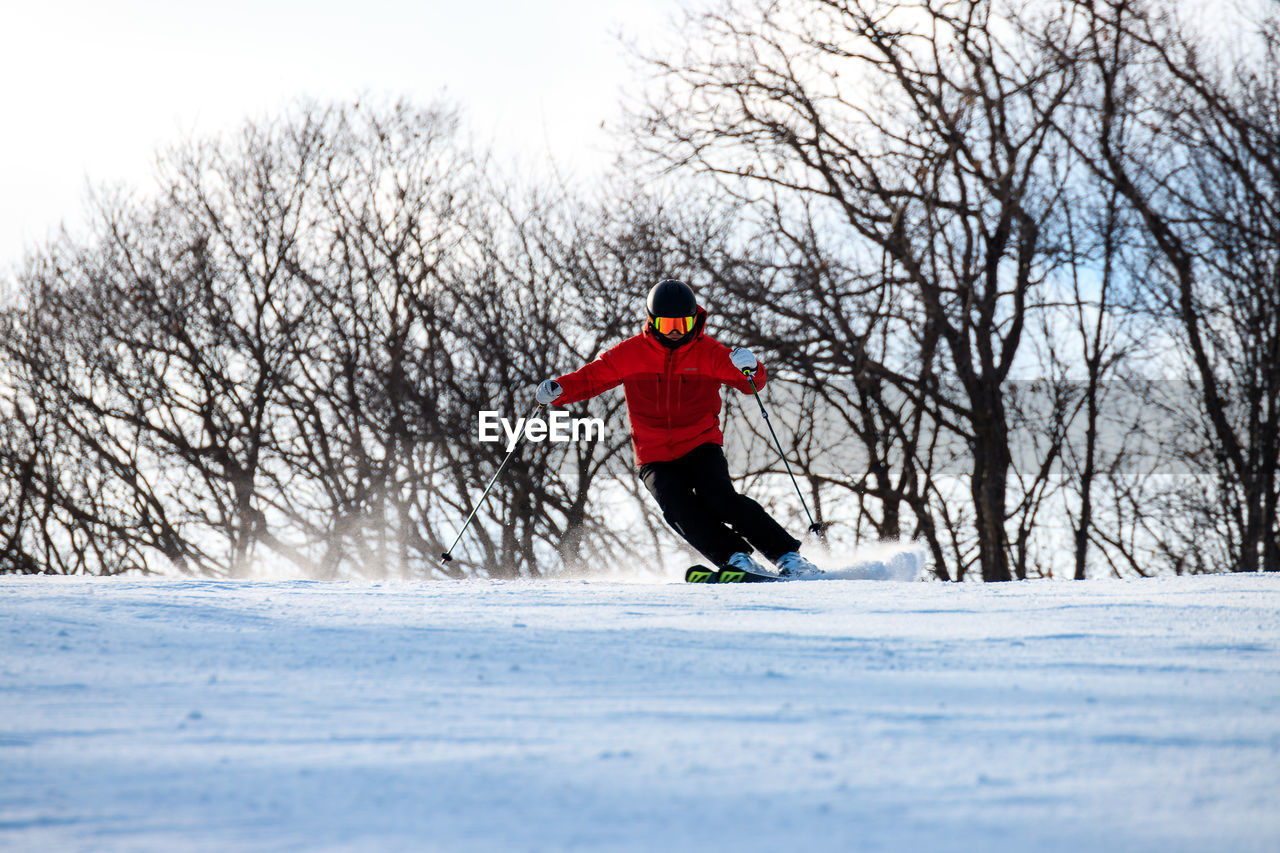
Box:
[652,315,695,335]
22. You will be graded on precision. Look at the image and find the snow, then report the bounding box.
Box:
[2,573,1279,852]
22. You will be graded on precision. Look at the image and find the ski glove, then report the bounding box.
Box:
[536,379,563,405]
[730,347,758,374]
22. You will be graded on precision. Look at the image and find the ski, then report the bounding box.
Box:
[685,565,718,583]
[684,550,925,584]
[684,564,782,583]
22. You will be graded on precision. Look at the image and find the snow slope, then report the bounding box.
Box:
[2,574,1278,852]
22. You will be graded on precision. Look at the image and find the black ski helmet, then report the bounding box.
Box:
[646,279,697,318]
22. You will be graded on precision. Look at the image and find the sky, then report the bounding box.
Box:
[0,0,684,269]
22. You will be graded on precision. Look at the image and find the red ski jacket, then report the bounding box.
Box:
[554,309,767,466]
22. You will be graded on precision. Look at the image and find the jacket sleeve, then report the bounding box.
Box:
[554,344,625,405]
[725,360,766,395]
[710,340,767,395]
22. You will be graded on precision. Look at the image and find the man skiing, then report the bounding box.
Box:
[535,279,818,578]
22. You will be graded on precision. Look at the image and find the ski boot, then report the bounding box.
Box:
[774,551,819,578]
[720,551,772,581]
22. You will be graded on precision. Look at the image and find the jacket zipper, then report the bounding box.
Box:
[663,347,676,445]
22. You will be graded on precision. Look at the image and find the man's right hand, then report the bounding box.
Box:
[536,379,563,405]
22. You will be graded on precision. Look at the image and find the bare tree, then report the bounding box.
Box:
[0,336,48,574]
[2,100,698,579]
[635,0,1087,580]
[3,254,184,575]
[1075,0,1280,572]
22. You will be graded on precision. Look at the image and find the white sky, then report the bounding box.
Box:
[0,0,683,269]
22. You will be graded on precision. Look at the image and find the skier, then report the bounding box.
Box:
[535,279,818,578]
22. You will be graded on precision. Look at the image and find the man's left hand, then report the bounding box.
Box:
[730,347,758,374]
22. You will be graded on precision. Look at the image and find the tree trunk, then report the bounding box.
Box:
[970,391,1013,583]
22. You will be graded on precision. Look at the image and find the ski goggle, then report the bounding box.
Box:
[651,314,696,335]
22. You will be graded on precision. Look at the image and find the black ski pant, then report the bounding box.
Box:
[639,442,800,569]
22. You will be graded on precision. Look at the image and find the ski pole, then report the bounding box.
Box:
[441,400,544,564]
[741,368,829,540]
